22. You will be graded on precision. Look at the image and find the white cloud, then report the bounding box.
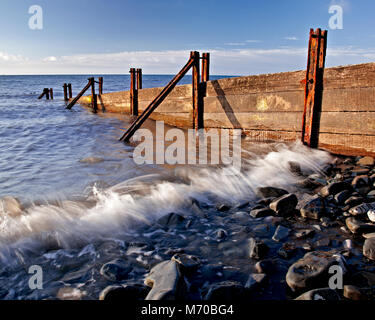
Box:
[246,40,262,43]
[0,46,375,75]
[224,42,246,46]
[284,37,299,41]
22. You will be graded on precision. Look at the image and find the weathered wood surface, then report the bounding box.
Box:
[77,62,375,156]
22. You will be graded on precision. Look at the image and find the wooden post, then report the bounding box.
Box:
[136,69,142,90]
[49,88,53,100]
[68,83,72,99]
[63,83,68,101]
[98,77,103,95]
[301,28,328,148]
[89,77,97,113]
[192,51,203,129]
[201,52,210,82]
[130,68,138,116]
[45,88,50,100]
[38,89,46,99]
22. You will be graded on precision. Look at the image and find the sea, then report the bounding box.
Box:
[0,74,332,299]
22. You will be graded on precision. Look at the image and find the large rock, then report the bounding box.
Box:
[204,281,245,301]
[250,207,275,218]
[144,260,186,300]
[256,187,288,199]
[286,251,346,292]
[346,217,375,235]
[363,237,375,261]
[269,194,298,216]
[100,259,132,282]
[295,288,341,300]
[300,195,326,220]
[99,284,149,301]
[248,238,269,260]
[245,273,267,290]
[343,285,367,300]
[352,175,370,189]
[319,182,352,197]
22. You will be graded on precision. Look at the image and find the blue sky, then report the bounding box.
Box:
[0,0,374,74]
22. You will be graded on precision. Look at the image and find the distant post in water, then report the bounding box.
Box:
[45,88,50,100]
[192,51,203,130]
[130,68,138,116]
[136,69,142,90]
[98,77,103,95]
[49,88,53,100]
[301,28,328,148]
[201,52,210,82]
[89,77,97,113]
[63,83,68,101]
[68,83,72,99]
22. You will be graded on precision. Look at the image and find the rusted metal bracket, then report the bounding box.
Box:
[301,28,328,148]
[119,52,197,142]
[66,79,92,110]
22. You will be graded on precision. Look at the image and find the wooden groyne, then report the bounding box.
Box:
[73,29,375,157]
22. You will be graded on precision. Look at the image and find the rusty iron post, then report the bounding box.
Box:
[89,77,97,113]
[66,80,92,110]
[130,68,138,116]
[68,83,72,99]
[136,69,142,90]
[192,51,203,129]
[38,88,47,99]
[49,88,53,100]
[201,52,210,82]
[45,88,50,100]
[301,28,328,148]
[63,84,68,101]
[98,77,103,95]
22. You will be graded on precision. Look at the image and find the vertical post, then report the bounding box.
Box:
[301,28,328,148]
[201,52,210,82]
[45,88,50,100]
[89,77,97,113]
[68,83,72,99]
[49,88,53,100]
[98,77,103,95]
[192,51,203,129]
[136,69,142,90]
[63,84,68,101]
[130,68,138,116]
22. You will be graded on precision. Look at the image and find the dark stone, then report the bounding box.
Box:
[217,204,231,212]
[255,259,275,274]
[352,175,370,189]
[319,181,352,197]
[272,225,290,242]
[345,196,364,207]
[363,237,375,261]
[249,238,269,260]
[157,213,186,228]
[215,228,228,240]
[278,242,296,259]
[171,253,201,274]
[288,161,302,175]
[245,273,267,290]
[256,187,288,199]
[144,260,186,300]
[345,217,375,234]
[314,238,331,248]
[343,285,367,300]
[294,229,315,239]
[204,281,245,301]
[334,190,352,205]
[99,284,149,301]
[295,288,341,300]
[367,190,375,200]
[269,193,298,216]
[286,251,346,292]
[300,195,326,220]
[250,207,275,218]
[349,202,375,216]
[100,259,132,282]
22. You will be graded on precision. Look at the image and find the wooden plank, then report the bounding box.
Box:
[322,87,375,111]
[319,112,375,135]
